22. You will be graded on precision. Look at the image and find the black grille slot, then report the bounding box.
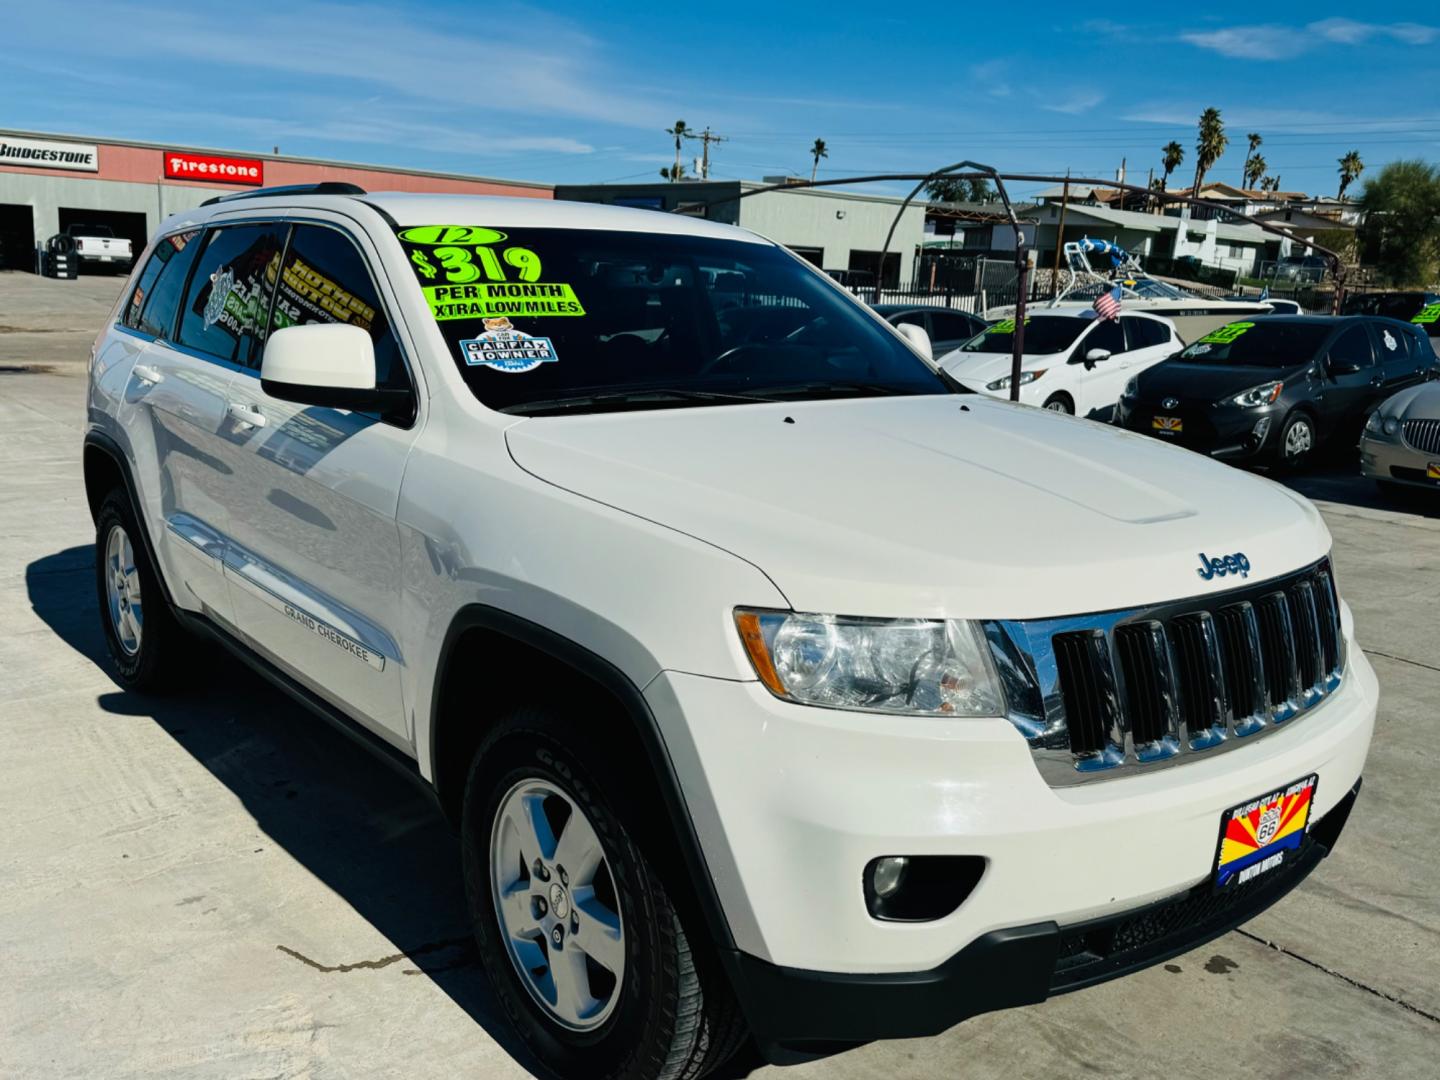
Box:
[1288,582,1323,690]
[1255,593,1298,708]
[1215,603,1261,720]
[1115,623,1167,744]
[1169,614,1222,733]
[1054,630,1111,755]
[1315,569,1341,675]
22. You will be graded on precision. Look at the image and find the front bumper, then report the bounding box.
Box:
[1360,432,1440,487]
[645,639,1376,1047]
[1116,397,1280,459]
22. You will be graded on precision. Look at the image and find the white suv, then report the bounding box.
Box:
[84,186,1377,1079]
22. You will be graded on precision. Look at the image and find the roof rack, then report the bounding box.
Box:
[200,182,366,207]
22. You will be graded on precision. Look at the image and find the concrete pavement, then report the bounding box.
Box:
[1,272,1436,1078]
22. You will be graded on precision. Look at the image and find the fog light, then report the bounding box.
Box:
[1252,416,1272,442]
[871,856,908,898]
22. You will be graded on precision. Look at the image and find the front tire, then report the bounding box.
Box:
[1042,393,1074,414]
[1275,411,1316,471]
[94,488,191,692]
[462,707,746,1080]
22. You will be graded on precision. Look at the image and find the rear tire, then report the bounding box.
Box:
[1042,393,1074,414]
[94,488,192,692]
[462,706,746,1080]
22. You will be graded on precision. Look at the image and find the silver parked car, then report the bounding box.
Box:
[1360,381,1440,493]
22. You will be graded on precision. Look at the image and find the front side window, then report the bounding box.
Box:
[176,223,288,365]
[1329,325,1375,369]
[1084,318,1125,356]
[266,225,409,390]
[393,226,950,413]
[131,230,202,339]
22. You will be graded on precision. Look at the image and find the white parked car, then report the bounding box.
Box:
[84,186,1375,1080]
[61,222,133,270]
[939,309,1181,418]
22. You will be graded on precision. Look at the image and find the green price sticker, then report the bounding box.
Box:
[1198,322,1255,344]
[425,282,587,320]
[987,317,1031,334]
[1412,303,1440,325]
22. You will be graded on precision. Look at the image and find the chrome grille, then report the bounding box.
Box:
[986,559,1344,785]
[1402,418,1440,455]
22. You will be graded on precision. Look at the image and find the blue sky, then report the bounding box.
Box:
[3,2,1437,200]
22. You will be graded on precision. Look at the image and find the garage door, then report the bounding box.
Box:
[0,203,35,270]
[57,208,149,270]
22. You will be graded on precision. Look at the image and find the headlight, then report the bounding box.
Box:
[1365,411,1383,433]
[734,610,1004,716]
[1232,380,1283,407]
[1383,416,1401,436]
[986,369,1046,392]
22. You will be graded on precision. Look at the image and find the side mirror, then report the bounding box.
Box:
[895,321,933,363]
[1325,354,1364,376]
[261,324,411,417]
[1083,347,1111,369]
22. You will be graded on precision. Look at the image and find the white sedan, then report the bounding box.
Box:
[940,309,1181,419]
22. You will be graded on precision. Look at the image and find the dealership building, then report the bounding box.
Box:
[0,128,552,270]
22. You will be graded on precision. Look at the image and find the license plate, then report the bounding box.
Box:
[100,255,114,262]
[1152,415,1183,433]
[1213,774,1318,891]
[1427,463,1440,480]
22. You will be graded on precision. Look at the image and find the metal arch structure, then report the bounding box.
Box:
[674,169,1349,403]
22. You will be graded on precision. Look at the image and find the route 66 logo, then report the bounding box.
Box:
[1256,804,1281,846]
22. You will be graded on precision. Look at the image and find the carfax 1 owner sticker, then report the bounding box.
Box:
[396,225,582,375]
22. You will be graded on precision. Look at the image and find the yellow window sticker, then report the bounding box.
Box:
[1412,303,1440,325]
[987,317,1031,334]
[398,225,581,317]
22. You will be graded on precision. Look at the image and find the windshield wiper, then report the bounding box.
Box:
[500,387,777,415]
[746,381,918,399]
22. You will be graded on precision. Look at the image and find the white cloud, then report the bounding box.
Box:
[1182,19,1438,59]
[1042,91,1105,115]
[968,60,1012,98]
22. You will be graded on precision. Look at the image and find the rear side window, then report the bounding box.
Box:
[266,224,409,390]
[1329,325,1375,369]
[929,311,980,341]
[1123,317,1170,349]
[127,230,202,338]
[177,223,288,365]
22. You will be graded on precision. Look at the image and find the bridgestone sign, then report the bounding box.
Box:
[0,136,99,172]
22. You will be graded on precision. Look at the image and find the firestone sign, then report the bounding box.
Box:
[165,151,264,186]
[0,136,99,172]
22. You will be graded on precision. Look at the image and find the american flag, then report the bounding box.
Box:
[1094,284,1122,321]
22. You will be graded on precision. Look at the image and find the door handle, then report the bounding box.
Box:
[132,363,163,385]
[227,402,268,429]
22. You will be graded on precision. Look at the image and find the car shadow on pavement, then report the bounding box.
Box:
[24,545,547,1078]
[1279,463,1440,519]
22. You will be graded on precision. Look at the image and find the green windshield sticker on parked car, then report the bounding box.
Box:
[1412,303,1440,325]
[1198,322,1255,344]
[397,225,585,319]
[987,317,1031,334]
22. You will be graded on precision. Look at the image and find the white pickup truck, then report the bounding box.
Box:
[63,223,132,270]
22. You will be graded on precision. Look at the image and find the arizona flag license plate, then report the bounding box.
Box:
[1426,463,1440,480]
[1213,774,1318,890]
[1152,415,1183,433]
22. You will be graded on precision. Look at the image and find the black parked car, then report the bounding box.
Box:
[871,304,988,358]
[1116,315,1438,469]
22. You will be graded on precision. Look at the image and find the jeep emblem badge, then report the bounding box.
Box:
[1196,551,1251,580]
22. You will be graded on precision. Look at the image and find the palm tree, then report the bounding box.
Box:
[1190,107,1229,198]
[809,138,828,183]
[1337,150,1365,201]
[665,120,690,179]
[1155,141,1184,211]
[1242,132,1262,186]
[658,163,687,181]
[1244,154,1267,190]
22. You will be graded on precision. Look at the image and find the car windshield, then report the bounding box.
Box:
[75,224,113,237]
[1176,321,1332,365]
[958,314,1092,355]
[394,226,953,414]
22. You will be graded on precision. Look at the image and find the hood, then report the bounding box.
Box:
[1379,380,1440,419]
[940,349,1059,385]
[1136,360,1307,403]
[506,395,1328,619]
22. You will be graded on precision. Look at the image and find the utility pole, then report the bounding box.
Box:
[1051,169,1071,286]
[688,127,725,179]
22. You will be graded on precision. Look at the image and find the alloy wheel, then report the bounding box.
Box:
[105,524,143,655]
[490,777,625,1032]
[1284,418,1313,458]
